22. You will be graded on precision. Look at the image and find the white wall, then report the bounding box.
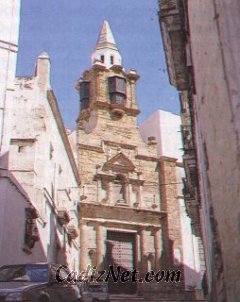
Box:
[0,53,80,270]
[0,0,21,167]
[139,110,183,161]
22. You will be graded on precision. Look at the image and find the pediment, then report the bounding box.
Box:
[103,152,135,173]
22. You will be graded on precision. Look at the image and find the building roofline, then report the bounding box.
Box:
[47,89,81,186]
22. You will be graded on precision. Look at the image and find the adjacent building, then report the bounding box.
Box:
[0,0,80,269]
[140,110,183,160]
[0,0,21,166]
[159,0,240,301]
[140,110,205,292]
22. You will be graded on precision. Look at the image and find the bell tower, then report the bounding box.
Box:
[76,20,140,135]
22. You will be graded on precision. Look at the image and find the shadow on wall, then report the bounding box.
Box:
[95,231,207,300]
[47,209,68,265]
[0,152,67,267]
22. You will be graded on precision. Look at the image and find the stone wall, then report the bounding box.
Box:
[187,1,240,300]
[0,52,80,270]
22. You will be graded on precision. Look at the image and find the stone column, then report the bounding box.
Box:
[138,185,142,207]
[153,228,162,270]
[96,178,100,202]
[108,181,113,205]
[80,222,88,271]
[125,179,130,205]
[96,224,106,269]
[139,227,148,273]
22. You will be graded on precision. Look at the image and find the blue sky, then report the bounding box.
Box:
[16,0,179,129]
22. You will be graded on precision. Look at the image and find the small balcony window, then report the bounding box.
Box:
[108,76,126,105]
[80,81,90,110]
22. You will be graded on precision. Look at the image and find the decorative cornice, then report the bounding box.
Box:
[78,143,104,153]
[128,178,145,186]
[94,173,115,181]
[95,101,140,117]
[135,154,158,162]
[10,138,36,145]
[125,71,140,81]
[176,162,183,167]
[159,155,178,163]
[125,107,141,117]
[103,152,136,173]
[92,64,107,71]
[79,202,167,220]
[103,140,136,150]
[110,65,124,72]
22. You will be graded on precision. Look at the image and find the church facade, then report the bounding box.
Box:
[75,21,202,299]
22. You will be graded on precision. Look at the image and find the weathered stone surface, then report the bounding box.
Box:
[159,0,240,300]
[76,21,202,300]
[0,50,80,270]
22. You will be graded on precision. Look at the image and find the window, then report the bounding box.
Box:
[110,55,114,65]
[80,81,90,110]
[108,76,126,105]
[18,145,25,153]
[100,55,105,63]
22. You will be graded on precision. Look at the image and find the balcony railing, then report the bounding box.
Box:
[57,207,71,226]
[181,124,194,151]
[67,224,78,240]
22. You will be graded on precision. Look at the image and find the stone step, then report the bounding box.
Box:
[144,300,207,302]
[109,294,144,302]
[109,295,207,302]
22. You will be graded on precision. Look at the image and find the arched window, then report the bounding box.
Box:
[110,55,114,65]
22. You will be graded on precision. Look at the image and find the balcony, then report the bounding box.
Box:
[57,208,71,226]
[183,153,198,188]
[159,0,189,90]
[181,124,194,152]
[182,178,201,236]
[67,224,78,240]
